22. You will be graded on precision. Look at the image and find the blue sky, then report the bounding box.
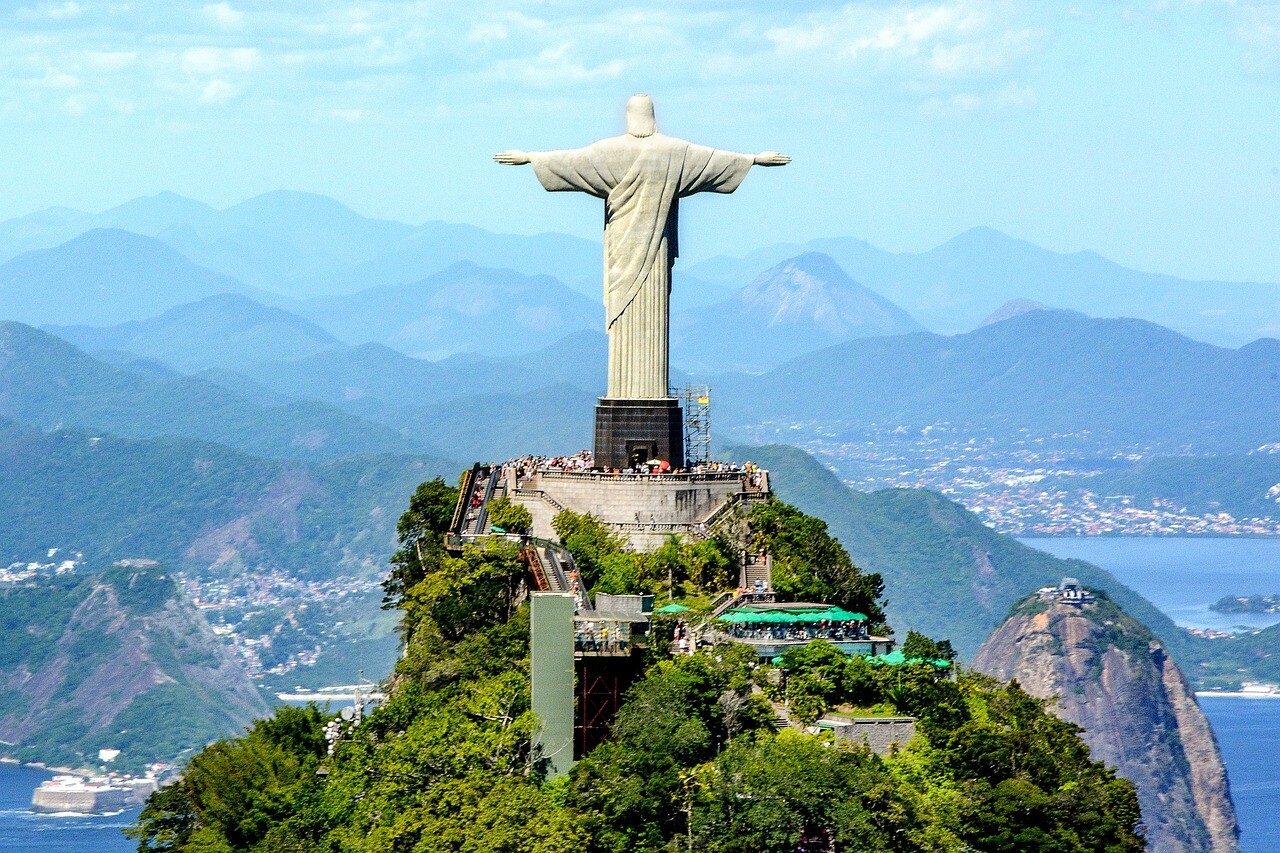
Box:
[1,0,1278,282]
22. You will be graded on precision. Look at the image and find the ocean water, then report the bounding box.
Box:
[0,764,136,852]
[1023,536,1280,853]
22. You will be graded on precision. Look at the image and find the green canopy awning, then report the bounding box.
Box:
[654,603,691,614]
[719,606,868,624]
[870,650,952,668]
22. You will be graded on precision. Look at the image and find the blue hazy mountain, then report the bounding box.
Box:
[0,321,417,461]
[9,191,1280,347]
[297,260,601,358]
[316,220,604,298]
[0,229,262,326]
[160,190,416,295]
[717,308,1280,452]
[45,293,342,371]
[0,416,450,576]
[222,329,608,408]
[672,252,924,372]
[687,227,1280,347]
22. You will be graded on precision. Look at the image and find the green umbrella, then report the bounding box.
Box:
[654,603,691,614]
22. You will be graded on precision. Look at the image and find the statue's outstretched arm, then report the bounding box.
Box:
[754,151,790,167]
[494,150,531,166]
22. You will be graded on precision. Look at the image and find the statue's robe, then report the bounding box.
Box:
[531,134,753,399]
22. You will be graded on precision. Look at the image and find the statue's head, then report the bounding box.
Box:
[626,94,657,138]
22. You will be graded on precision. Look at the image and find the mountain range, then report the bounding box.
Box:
[296,260,600,359]
[717,308,1280,453]
[6,189,1280,351]
[0,321,418,461]
[672,252,923,372]
[46,293,342,371]
[0,417,451,576]
[687,227,1280,346]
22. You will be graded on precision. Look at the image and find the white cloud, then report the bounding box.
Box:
[19,1,83,21]
[204,2,245,29]
[329,107,365,122]
[489,44,626,87]
[182,46,261,75]
[199,78,237,103]
[85,50,138,70]
[994,81,1037,108]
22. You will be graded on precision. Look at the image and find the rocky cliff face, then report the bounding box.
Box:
[0,564,267,771]
[974,591,1239,853]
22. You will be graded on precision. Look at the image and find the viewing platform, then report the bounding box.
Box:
[501,454,770,551]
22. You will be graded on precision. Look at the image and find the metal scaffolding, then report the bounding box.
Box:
[672,384,711,466]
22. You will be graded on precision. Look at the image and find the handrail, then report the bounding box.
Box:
[708,590,737,619]
[518,489,567,514]
[450,463,481,535]
[473,468,500,534]
[535,470,748,484]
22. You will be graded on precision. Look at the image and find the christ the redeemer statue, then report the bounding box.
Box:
[496,94,787,467]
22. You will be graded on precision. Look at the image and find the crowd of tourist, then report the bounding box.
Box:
[723,622,870,643]
[495,451,766,486]
[574,620,631,654]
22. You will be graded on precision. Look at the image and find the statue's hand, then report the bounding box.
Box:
[494,150,532,166]
[754,151,791,167]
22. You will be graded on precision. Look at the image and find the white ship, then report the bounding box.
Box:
[30,774,146,814]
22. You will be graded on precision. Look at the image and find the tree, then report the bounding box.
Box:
[128,705,327,852]
[901,630,957,663]
[551,510,626,588]
[487,496,533,535]
[748,499,886,627]
[383,478,459,640]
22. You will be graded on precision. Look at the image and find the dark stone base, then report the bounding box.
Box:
[594,398,684,469]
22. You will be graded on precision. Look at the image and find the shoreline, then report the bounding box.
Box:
[1195,691,1280,699]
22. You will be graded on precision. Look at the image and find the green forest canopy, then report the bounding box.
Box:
[130,476,1144,852]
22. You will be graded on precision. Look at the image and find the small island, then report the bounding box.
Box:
[1210,594,1280,614]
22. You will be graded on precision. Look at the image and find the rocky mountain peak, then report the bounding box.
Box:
[733,252,921,337]
[974,585,1240,852]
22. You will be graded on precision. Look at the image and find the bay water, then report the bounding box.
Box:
[0,764,135,852]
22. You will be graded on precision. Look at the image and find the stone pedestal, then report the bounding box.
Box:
[594,398,684,469]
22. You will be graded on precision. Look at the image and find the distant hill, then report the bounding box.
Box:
[730,444,1194,662]
[687,227,1280,347]
[0,563,267,770]
[45,293,342,371]
[298,261,601,358]
[1059,453,1280,522]
[719,309,1280,453]
[220,329,607,410]
[673,252,922,372]
[0,229,260,326]
[352,383,597,462]
[315,220,604,299]
[159,190,416,295]
[0,417,452,576]
[0,321,417,461]
[0,192,603,300]
[980,298,1046,327]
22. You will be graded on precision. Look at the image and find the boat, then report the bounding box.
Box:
[30,775,132,814]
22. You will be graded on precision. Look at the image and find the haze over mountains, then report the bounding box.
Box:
[4,189,1280,362]
[717,309,1280,453]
